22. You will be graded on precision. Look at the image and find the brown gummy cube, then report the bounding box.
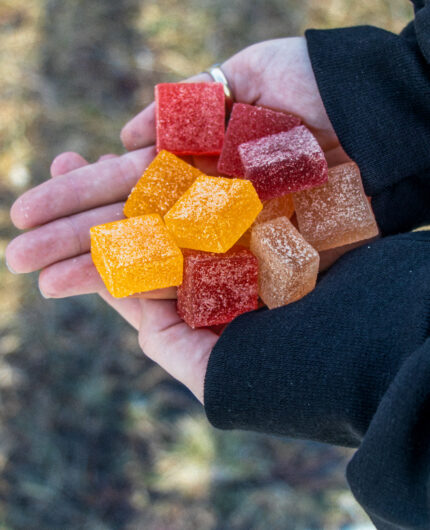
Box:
[250,216,319,309]
[293,162,379,251]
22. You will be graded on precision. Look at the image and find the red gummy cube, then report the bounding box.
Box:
[217,103,301,177]
[177,247,259,328]
[238,125,328,200]
[155,82,225,155]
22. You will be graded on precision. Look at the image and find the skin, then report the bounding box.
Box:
[7,37,350,404]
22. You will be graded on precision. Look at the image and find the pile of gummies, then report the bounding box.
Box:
[91,82,378,328]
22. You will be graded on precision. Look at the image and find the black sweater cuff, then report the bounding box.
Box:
[305,26,430,235]
[204,233,430,447]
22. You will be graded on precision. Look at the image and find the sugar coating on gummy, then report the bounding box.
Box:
[250,216,319,309]
[217,103,301,177]
[293,162,379,251]
[238,193,295,247]
[155,82,225,155]
[164,175,263,253]
[124,150,204,218]
[238,125,328,200]
[90,214,183,298]
[177,247,259,328]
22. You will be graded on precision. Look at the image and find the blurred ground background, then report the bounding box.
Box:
[0,1,413,528]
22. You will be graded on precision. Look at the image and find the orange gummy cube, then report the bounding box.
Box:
[124,150,203,218]
[238,193,295,247]
[91,214,183,298]
[293,162,379,251]
[164,175,262,253]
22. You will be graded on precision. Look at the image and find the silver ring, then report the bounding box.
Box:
[205,63,234,113]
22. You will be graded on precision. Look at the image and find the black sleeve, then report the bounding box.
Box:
[305,1,430,236]
[204,232,430,528]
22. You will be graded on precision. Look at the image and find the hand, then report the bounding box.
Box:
[9,151,217,403]
[121,37,349,166]
[6,37,350,403]
[7,37,349,293]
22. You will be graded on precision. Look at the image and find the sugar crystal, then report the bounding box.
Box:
[91,214,183,298]
[293,162,379,251]
[177,246,258,328]
[164,175,262,253]
[217,103,301,177]
[239,126,328,200]
[250,216,319,309]
[124,150,203,217]
[155,82,225,155]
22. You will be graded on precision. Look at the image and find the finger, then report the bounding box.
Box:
[98,154,119,162]
[38,252,179,300]
[47,152,144,336]
[129,287,177,300]
[50,152,89,178]
[39,253,103,298]
[10,146,155,230]
[120,73,211,151]
[138,298,218,403]
[324,145,351,168]
[98,289,141,330]
[6,202,125,273]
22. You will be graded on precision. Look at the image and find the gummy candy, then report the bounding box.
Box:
[217,103,300,177]
[155,82,225,155]
[239,125,328,200]
[177,246,259,328]
[250,216,319,309]
[238,193,295,247]
[164,175,262,253]
[293,162,379,251]
[91,214,183,298]
[124,150,203,218]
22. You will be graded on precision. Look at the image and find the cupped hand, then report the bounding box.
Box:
[7,37,349,296]
[6,36,351,403]
[9,151,217,403]
[121,37,349,165]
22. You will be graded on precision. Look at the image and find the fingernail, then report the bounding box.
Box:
[5,260,17,274]
[39,287,51,299]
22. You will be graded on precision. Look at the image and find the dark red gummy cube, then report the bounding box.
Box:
[217,103,301,177]
[177,247,259,328]
[238,125,328,200]
[155,82,225,155]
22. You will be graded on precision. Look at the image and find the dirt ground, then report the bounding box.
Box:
[0,1,412,528]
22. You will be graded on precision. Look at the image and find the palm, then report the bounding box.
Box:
[7,37,348,403]
[121,37,347,165]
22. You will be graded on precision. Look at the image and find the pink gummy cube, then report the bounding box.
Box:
[238,125,328,200]
[217,103,301,177]
[177,247,259,328]
[155,82,225,155]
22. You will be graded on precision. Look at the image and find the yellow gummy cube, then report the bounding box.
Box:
[91,214,183,298]
[238,193,295,247]
[164,175,263,253]
[124,150,204,217]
